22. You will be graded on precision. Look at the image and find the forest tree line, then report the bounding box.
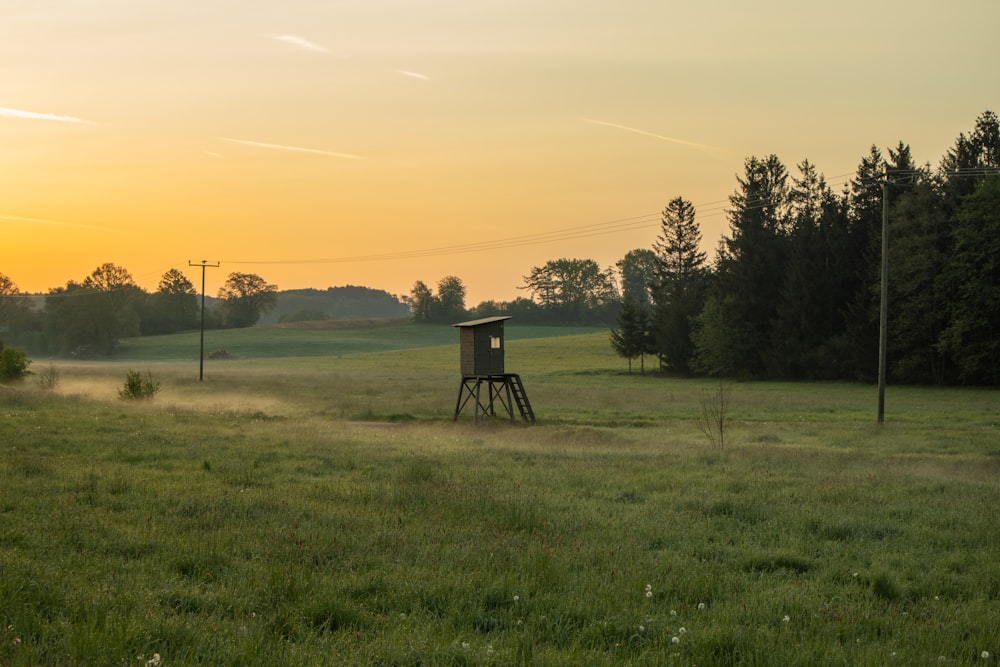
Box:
[412,111,1000,386]
[619,111,999,386]
[0,268,284,357]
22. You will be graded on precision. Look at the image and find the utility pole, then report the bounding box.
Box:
[877,175,889,425]
[188,260,220,381]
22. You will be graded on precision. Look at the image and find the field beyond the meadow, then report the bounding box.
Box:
[1,323,998,665]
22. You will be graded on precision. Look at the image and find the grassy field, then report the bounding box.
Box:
[1,325,998,665]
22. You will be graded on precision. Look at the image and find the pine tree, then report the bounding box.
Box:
[610,298,651,374]
[650,197,708,374]
[695,155,790,377]
[940,176,1000,385]
[771,160,850,378]
[840,145,886,381]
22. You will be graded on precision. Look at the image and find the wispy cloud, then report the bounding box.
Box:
[0,106,93,124]
[271,34,330,54]
[219,137,365,160]
[0,213,117,231]
[582,118,718,154]
[396,70,430,81]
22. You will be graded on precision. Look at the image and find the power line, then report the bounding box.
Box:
[218,172,888,268]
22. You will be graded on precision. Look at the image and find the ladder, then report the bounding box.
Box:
[506,374,535,423]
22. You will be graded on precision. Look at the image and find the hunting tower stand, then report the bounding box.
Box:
[452,316,535,423]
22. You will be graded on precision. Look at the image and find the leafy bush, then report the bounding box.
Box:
[118,369,160,401]
[0,344,31,382]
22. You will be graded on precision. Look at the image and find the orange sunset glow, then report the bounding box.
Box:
[3,1,999,304]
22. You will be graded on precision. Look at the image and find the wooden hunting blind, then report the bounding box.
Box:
[453,316,535,423]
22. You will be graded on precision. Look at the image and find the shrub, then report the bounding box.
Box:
[37,363,60,391]
[0,344,31,382]
[118,369,160,401]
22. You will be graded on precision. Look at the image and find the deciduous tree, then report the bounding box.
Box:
[521,258,618,324]
[616,248,658,309]
[43,264,144,356]
[435,275,467,322]
[217,272,278,328]
[0,273,21,331]
[142,268,199,335]
[408,280,435,323]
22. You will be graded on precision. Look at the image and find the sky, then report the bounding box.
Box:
[3,0,999,305]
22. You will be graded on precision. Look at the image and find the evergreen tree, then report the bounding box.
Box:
[770,161,850,378]
[940,111,1000,201]
[885,171,953,383]
[840,145,887,381]
[610,298,651,374]
[649,197,708,374]
[695,155,790,377]
[940,175,1000,385]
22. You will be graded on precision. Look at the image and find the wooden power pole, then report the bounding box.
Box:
[188,260,220,381]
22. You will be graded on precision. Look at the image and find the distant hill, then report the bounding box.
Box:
[256,286,410,325]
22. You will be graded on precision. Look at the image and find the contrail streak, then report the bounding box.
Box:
[0,213,117,231]
[271,34,330,53]
[396,70,430,81]
[219,137,365,160]
[582,118,716,152]
[0,106,92,124]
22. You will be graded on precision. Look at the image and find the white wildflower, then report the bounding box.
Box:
[671,636,680,645]
[697,602,706,611]
[679,627,687,634]
[982,651,991,660]
[145,654,161,667]
[782,615,790,623]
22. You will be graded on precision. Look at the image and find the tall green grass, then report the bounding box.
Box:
[1,330,998,665]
